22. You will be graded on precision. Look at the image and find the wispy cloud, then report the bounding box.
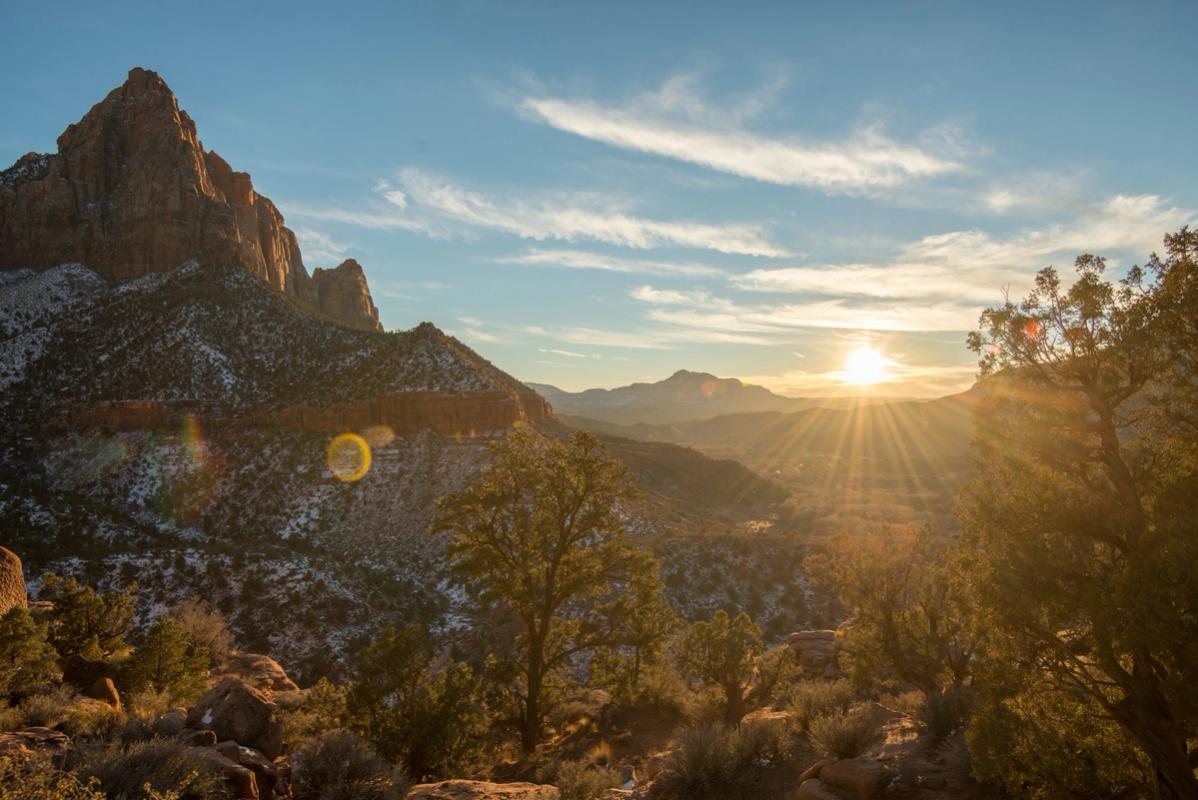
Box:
[538,347,589,358]
[496,248,725,277]
[294,227,349,265]
[517,75,963,194]
[389,168,788,256]
[281,202,438,234]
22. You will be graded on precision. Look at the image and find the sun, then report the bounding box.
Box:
[842,346,891,385]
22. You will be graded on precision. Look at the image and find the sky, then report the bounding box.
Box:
[3,0,1195,396]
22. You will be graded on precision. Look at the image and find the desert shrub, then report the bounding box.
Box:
[0,606,61,697]
[787,679,856,731]
[808,705,879,758]
[540,759,621,800]
[0,754,106,800]
[127,687,173,724]
[13,684,79,727]
[633,659,691,714]
[291,730,409,800]
[77,739,232,799]
[655,720,789,799]
[62,698,125,739]
[171,598,232,668]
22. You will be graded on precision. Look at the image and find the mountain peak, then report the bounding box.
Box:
[0,67,381,333]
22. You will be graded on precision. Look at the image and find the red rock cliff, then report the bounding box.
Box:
[0,67,382,333]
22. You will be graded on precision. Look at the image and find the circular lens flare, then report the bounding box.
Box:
[326,433,371,482]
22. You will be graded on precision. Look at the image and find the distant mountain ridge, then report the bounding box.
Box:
[0,67,381,332]
[530,369,895,425]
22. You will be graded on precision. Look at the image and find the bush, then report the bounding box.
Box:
[12,684,79,727]
[541,760,621,800]
[0,754,106,800]
[655,720,789,799]
[172,599,232,668]
[292,730,409,800]
[63,698,125,739]
[808,705,879,758]
[281,677,348,745]
[787,679,856,731]
[40,573,135,662]
[76,740,232,799]
[122,616,209,705]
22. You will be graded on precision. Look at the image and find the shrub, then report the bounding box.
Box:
[0,754,106,800]
[13,684,79,727]
[0,606,61,696]
[654,720,789,800]
[77,740,232,800]
[808,706,879,759]
[172,598,232,668]
[291,730,409,800]
[281,677,348,745]
[63,698,125,739]
[40,573,135,662]
[787,679,856,731]
[540,760,621,800]
[122,616,208,705]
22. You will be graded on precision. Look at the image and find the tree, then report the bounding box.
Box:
[0,607,60,697]
[171,598,232,669]
[39,573,135,664]
[805,528,977,737]
[589,560,677,701]
[679,610,762,727]
[347,624,486,780]
[961,240,1198,798]
[122,615,209,702]
[433,430,665,753]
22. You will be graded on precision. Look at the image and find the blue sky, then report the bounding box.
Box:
[3,0,1195,395]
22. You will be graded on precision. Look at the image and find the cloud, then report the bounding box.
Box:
[538,347,589,358]
[497,248,725,277]
[517,76,962,194]
[294,227,349,265]
[742,361,978,398]
[390,168,788,257]
[727,194,1194,330]
[281,202,439,234]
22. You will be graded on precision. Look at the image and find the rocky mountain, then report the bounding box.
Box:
[0,67,381,332]
[530,369,894,426]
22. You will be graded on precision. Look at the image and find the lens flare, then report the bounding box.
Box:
[842,346,892,385]
[182,414,207,467]
[362,425,396,448]
[327,433,371,482]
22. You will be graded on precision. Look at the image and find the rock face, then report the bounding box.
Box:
[311,259,382,332]
[0,67,381,332]
[407,781,561,800]
[224,653,299,695]
[87,676,122,710]
[787,629,841,676]
[186,677,284,760]
[0,546,27,616]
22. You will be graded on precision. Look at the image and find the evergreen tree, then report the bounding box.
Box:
[0,607,60,697]
[679,609,762,726]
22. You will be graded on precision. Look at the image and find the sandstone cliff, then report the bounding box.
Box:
[0,67,381,332]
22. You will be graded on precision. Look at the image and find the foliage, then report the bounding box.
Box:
[40,573,136,663]
[540,760,621,800]
[77,739,232,799]
[654,720,789,800]
[10,684,79,727]
[961,232,1198,796]
[291,730,409,800]
[281,676,348,745]
[171,598,232,669]
[807,705,879,759]
[679,610,762,726]
[967,668,1147,799]
[588,560,677,701]
[348,624,486,781]
[122,616,209,703]
[434,430,667,752]
[787,679,857,731]
[805,528,976,737]
[0,606,60,697]
[0,755,106,800]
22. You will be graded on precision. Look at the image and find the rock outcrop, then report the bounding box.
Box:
[407,781,561,800]
[187,677,284,760]
[0,67,381,332]
[0,546,27,616]
[787,629,841,677]
[223,653,299,696]
[311,259,382,332]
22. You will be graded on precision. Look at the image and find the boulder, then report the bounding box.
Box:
[188,747,259,800]
[0,546,27,616]
[87,676,122,710]
[215,740,277,797]
[798,759,832,783]
[643,753,669,782]
[186,676,283,759]
[406,780,561,800]
[787,630,839,675]
[224,653,299,695]
[819,760,892,800]
[184,728,218,747]
[153,708,188,737]
[793,778,842,800]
